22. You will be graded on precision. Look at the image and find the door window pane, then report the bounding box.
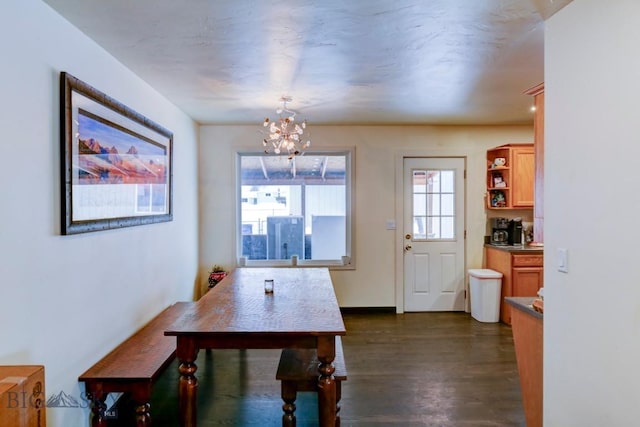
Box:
[413,217,426,239]
[413,194,426,216]
[413,170,426,193]
[441,217,454,239]
[441,170,454,193]
[441,194,454,216]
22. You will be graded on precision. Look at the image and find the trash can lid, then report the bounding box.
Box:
[468,269,503,279]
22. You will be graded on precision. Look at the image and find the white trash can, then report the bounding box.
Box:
[468,269,503,323]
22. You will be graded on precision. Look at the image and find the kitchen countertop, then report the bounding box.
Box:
[484,243,543,253]
[505,297,543,319]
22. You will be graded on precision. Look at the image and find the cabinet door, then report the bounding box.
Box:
[485,247,513,324]
[511,147,535,207]
[512,267,543,297]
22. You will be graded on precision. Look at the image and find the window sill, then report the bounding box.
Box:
[238,257,354,271]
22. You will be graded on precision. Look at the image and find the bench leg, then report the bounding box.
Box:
[130,384,154,426]
[281,381,297,427]
[336,382,342,427]
[86,390,108,427]
[134,402,151,426]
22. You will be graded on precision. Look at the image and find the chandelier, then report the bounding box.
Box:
[262,96,310,159]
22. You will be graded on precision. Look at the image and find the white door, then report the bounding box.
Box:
[403,157,465,312]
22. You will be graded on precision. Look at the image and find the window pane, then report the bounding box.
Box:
[441,170,454,193]
[441,194,454,216]
[413,217,426,239]
[441,216,454,239]
[413,194,426,216]
[413,170,426,193]
[427,171,440,193]
[306,185,346,260]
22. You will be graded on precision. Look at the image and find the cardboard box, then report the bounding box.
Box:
[0,366,46,427]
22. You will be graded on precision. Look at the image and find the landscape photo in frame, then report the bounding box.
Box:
[60,72,173,235]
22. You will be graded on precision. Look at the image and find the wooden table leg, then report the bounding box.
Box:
[177,337,199,427]
[316,336,337,427]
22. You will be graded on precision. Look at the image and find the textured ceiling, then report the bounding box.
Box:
[43,0,571,125]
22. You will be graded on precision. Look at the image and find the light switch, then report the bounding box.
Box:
[386,220,396,230]
[557,248,568,273]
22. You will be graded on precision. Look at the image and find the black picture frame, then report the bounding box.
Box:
[60,72,173,235]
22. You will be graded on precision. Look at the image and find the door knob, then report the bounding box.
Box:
[405,244,412,251]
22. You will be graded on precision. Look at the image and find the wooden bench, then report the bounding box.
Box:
[276,336,347,427]
[79,301,192,427]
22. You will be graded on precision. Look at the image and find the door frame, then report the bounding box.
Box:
[394,151,469,314]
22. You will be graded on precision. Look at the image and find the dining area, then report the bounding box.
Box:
[80,266,527,427]
[164,267,346,427]
[101,305,525,427]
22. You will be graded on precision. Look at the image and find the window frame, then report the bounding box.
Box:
[235,148,355,270]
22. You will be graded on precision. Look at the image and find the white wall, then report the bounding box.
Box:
[199,125,532,307]
[0,1,199,426]
[545,1,640,425]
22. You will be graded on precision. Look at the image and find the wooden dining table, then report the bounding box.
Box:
[165,267,346,427]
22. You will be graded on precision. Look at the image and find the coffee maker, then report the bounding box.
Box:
[491,217,509,245]
[507,218,523,245]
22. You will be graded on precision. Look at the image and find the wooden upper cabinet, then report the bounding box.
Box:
[487,144,534,210]
[525,83,544,242]
[511,146,535,207]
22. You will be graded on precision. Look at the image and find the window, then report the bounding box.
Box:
[237,150,353,267]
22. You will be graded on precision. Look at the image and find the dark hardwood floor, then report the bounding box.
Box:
[108,312,524,426]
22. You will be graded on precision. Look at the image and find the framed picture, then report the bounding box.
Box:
[60,72,173,235]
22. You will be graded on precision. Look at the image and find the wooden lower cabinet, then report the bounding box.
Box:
[485,246,543,324]
[507,298,543,427]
